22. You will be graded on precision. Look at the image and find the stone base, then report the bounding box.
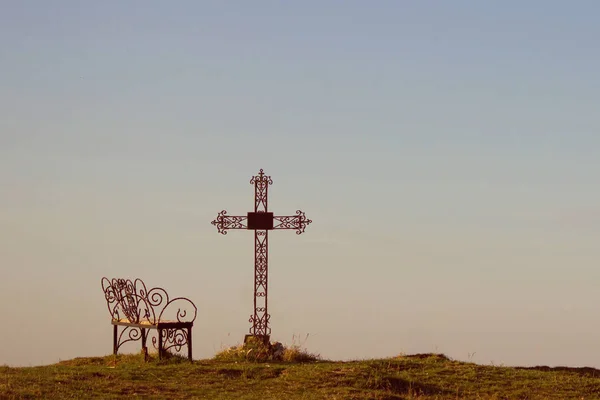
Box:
[244,334,270,345]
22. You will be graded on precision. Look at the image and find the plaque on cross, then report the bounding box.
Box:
[211,169,312,343]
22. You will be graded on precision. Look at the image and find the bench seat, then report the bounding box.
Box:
[111,319,193,329]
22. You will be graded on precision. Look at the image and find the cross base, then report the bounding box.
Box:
[244,334,270,346]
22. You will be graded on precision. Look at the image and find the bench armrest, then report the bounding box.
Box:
[158,297,198,324]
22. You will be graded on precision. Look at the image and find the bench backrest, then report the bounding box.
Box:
[101,277,197,325]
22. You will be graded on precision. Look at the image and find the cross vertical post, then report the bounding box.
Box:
[211,169,312,344]
[250,169,271,341]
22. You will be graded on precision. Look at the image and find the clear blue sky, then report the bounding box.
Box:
[1,1,599,367]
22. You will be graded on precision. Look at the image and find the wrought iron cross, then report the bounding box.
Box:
[211,169,311,343]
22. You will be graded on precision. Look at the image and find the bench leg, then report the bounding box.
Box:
[187,327,193,362]
[140,328,148,361]
[113,325,118,355]
[158,328,163,360]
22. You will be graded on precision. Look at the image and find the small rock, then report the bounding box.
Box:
[271,342,285,360]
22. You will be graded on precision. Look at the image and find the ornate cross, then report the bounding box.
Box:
[211,169,312,343]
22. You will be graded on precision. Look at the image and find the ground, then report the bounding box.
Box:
[2,352,600,399]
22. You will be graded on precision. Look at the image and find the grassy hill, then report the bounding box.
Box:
[2,352,600,399]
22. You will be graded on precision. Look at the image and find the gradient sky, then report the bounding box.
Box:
[1,1,599,368]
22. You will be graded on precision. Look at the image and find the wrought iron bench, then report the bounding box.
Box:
[101,277,197,361]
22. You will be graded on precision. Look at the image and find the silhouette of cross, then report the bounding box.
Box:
[211,169,311,343]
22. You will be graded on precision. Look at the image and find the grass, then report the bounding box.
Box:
[2,351,600,399]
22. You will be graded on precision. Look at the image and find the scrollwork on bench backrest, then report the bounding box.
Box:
[101,277,197,325]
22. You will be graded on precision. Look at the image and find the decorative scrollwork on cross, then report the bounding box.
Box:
[211,210,248,235]
[249,310,271,336]
[250,169,273,212]
[273,210,313,234]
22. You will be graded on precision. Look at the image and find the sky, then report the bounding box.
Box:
[1,1,599,368]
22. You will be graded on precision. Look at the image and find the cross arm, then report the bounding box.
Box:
[211,210,248,234]
[273,210,312,234]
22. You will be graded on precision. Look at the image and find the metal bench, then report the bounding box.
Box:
[101,277,197,361]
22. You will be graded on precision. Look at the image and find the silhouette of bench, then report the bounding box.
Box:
[101,277,197,361]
